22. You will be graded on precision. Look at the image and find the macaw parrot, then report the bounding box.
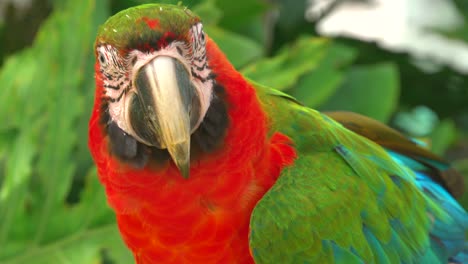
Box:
[88,3,468,264]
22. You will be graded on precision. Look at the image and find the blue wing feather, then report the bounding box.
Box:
[389,151,468,263]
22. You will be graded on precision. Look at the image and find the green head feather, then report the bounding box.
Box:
[95,4,201,51]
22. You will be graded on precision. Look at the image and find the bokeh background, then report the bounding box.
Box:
[0,0,467,263]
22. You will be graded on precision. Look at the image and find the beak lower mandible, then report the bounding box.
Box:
[131,56,198,178]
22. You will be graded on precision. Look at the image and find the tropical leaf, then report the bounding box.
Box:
[318,63,400,123]
[242,37,329,91]
[288,41,357,108]
[0,0,133,263]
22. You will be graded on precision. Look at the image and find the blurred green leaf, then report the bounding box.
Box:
[430,119,458,156]
[216,0,268,31]
[206,25,263,68]
[272,0,311,50]
[0,0,132,262]
[393,106,439,137]
[242,37,329,90]
[318,63,400,122]
[288,42,357,107]
[193,0,223,25]
[214,0,270,46]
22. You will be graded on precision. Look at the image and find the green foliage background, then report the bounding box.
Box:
[0,0,467,263]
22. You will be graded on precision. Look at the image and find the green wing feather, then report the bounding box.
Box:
[325,111,465,198]
[249,81,449,263]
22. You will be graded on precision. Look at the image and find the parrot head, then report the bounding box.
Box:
[94,4,226,178]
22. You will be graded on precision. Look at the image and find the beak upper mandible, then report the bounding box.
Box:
[129,56,200,178]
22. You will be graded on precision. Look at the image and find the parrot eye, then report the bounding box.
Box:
[98,51,108,66]
[97,45,125,70]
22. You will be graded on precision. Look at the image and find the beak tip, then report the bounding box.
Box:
[173,158,190,179]
[179,164,190,179]
[167,141,191,179]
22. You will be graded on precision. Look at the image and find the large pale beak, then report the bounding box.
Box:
[128,56,200,178]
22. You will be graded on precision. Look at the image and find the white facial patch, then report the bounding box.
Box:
[97,22,215,137]
[97,45,132,132]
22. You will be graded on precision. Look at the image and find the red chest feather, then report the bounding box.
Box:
[89,39,296,263]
